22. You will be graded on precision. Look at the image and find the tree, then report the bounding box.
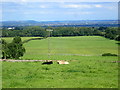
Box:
[2,36,26,59]
[1,39,9,59]
[9,36,25,59]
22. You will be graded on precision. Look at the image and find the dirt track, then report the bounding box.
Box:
[0,59,59,62]
[0,59,64,62]
[1,59,119,63]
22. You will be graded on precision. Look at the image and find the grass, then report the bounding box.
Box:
[22,36,118,60]
[2,36,119,88]
[1,37,42,43]
[2,56,118,88]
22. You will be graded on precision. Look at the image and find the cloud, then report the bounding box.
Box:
[23,10,54,15]
[61,4,104,9]
[65,11,93,15]
[62,4,92,8]
[21,0,26,2]
[81,12,93,14]
[94,4,102,8]
[39,5,47,8]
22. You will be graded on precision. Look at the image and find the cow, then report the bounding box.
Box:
[42,60,53,65]
[57,61,69,64]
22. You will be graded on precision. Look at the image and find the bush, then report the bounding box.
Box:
[102,53,117,56]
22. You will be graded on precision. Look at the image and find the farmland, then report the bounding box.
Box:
[2,36,119,88]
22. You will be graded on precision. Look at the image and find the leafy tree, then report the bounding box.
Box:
[1,39,9,59]
[2,37,26,59]
[9,36,25,59]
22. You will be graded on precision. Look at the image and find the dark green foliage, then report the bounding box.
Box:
[2,26,47,37]
[22,38,44,43]
[1,39,9,59]
[12,36,22,44]
[2,36,26,59]
[104,27,118,40]
[102,53,117,56]
[98,27,107,31]
[115,35,120,41]
[1,26,118,41]
[1,26,103,37]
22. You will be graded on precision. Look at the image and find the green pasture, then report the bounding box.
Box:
[22,36,118,60]
[2,56,118,88]
[2,36,119,88]
[1,37,42,43]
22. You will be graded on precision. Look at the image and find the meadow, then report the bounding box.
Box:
[2,36,119,88]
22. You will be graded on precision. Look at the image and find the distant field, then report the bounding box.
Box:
[2,36,118,88]
[2,37,42,43]
[22,36,118,60]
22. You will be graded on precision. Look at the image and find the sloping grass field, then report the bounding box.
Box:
[2,36,119,88]
[22,36,118,60]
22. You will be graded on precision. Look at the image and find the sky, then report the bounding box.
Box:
[1,0,119,21]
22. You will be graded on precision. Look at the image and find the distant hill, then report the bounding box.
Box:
[0,20,118,27]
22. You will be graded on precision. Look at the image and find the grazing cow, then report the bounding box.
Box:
[42,60,53,65]
[57,61,69,64]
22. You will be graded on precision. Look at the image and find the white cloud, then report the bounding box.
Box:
[94,5,102,8]
[21,0,26,2]
[23,11,53,15]
[65,11,93,15]
[62,4,104,9]
[39,5,47,8]
[81,12,93,14]
[62,4,92,8]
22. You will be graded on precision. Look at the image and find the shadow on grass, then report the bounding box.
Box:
[22,37,46,43]
[116,43,120,45]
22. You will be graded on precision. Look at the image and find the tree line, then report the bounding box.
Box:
[1,26,120,41]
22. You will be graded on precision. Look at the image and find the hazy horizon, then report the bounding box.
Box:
[1,19,118,22]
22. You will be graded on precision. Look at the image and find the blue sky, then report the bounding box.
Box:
[1,2,118,21]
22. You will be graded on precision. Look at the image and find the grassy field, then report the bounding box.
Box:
[2,37,42,43]
[2,36,119,88]
[22,36,118,60]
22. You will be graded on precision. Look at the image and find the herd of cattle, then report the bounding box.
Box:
[42,60,69,65]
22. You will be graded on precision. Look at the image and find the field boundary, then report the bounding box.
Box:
[1,59,119,63]
[0,59,65,62]
[22,37,45,43]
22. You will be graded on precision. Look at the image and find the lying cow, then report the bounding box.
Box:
[57,61,69,64]
[42,60,53,65]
